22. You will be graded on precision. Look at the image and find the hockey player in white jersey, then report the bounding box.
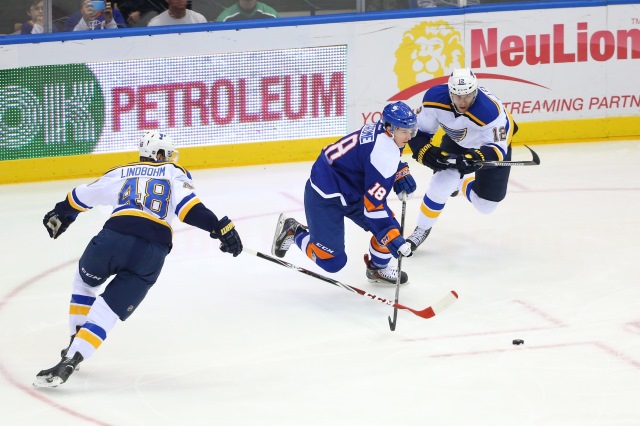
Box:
[33,131,243,388]
[406,68,518,250]
[271,101,418,285]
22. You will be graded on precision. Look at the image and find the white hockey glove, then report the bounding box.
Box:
[386,234,413,258]
[397,241,412,257]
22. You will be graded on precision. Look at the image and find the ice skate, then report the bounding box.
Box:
[406,226,431,251]
[60,327,81,370]
[364,254,408,285]
[33,352,83,388]
[61,325,81,358]
[271,213,307,258]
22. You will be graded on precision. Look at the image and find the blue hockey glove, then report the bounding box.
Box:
[43,210,77,239]
[386,233,412,258]
[455,149,485,175]
[393,162,417,199]
[211,216,243,257]
[414,143,450,172]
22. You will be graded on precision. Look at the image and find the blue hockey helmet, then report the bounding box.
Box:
[381,101,418,137]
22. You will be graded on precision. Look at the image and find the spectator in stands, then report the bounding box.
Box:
[20,0,45,34]
[115,0,167,27]
[147,0,207,26]
[19,0,65,34]
[216,0,279,22]
[63,0,126,31]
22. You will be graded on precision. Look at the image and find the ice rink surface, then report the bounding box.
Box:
[1,141,639,426]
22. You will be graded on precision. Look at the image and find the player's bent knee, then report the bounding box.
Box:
[473,197,499,214]
[316,253,348,273]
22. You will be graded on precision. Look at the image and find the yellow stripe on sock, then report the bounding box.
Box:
[420,202,441,219]
[69,305,91,315]
[76,328,103,349]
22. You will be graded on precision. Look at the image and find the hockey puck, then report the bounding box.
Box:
[512,339,524,345]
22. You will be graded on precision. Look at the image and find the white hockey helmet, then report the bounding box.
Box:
[139,130,178,162]
[448,68,478,96]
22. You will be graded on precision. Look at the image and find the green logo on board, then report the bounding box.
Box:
[0,64,104,161]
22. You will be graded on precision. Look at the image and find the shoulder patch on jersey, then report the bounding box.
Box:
[183,182,194,190]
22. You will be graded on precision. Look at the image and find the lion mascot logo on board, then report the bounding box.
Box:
[394,20,465,91]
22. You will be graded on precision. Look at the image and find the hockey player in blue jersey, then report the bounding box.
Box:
[33,131,243,388]
[406,68,518,250]
[271,101,418,285]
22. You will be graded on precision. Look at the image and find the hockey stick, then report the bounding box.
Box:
[480,145,540,167]
[244,247,458,320]
[388,192,407,331]
[449,145,541,168]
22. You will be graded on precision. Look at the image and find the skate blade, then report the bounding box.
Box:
[367,277,410,286]
[270,213,287,257]
[33,375,64,388]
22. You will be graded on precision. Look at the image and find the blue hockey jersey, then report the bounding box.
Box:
[308,121,402,244]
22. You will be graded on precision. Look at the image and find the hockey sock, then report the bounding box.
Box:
[368,236,391,269]
[416,194,446,230]
[69,269,100,336]
[294,227,309,249]
[66,296,118,361]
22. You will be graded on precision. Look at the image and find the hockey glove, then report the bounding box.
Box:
[455,149,485,175]
[393,162,417,199]
[211,216,243,257]
[414,143,450,172]
[43,210,77,239]
[386,234,413,259]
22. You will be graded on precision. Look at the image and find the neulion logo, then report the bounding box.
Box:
[0,64,104,161]
[471,22,640,67]
[387,18,548,102]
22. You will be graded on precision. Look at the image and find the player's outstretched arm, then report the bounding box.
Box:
[181,203,243,257]
[43,197,82,239]
[210,217,243,257]
[43,209,78,239]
